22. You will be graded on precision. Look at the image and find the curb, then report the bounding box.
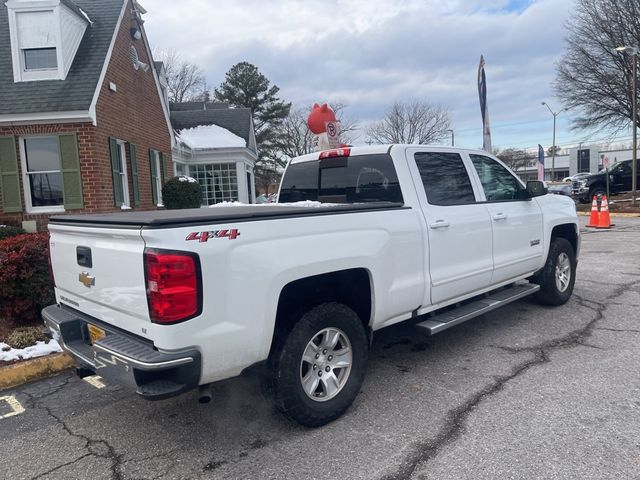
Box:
[577,211,640,218]
[0,353,74,391]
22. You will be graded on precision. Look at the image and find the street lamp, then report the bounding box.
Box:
[446,129,455,146]
[541,101,564,181]
[615,45,638,207]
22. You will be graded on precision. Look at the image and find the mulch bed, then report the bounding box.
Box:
[0,320,43,344]
[576,192,640,214]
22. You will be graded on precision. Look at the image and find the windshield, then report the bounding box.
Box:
[278,153,403,204]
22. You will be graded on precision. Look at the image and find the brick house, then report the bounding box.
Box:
[0,0,173,231]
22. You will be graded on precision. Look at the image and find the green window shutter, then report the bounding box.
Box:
[0,136,22,213]
[59,133,84,210]
[109,137,123,207]
[161,152,168,183]
[149,149,158,205]
[129,143,140,206]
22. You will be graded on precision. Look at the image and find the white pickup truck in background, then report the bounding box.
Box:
[43,145,579,427]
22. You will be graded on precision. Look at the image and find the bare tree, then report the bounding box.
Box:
[555,0,640,132]
[275,103,359,160]
[156,49,206,103]
[494,148,533,173]
[365,100,452,144]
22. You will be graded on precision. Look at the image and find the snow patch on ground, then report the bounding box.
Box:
[177,125,246,149]
[208,201,333,208]
[0,340,62,362]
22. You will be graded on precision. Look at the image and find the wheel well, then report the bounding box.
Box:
[551,223,578,254]
[271,269,372,348]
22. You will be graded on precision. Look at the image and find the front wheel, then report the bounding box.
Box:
[271,302,369,427]
[589,186,606,199]
[532,237,576,306]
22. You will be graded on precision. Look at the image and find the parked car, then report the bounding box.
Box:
[43,145,579,427]
[562,172,592,183]
[572,159,640,202]
[548,183,573,197]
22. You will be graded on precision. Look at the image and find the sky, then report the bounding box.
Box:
[143,0,633,152]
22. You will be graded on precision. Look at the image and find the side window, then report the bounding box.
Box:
[469,154,527,201]
[414,152,476,206]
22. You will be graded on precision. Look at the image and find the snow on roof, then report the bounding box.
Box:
[177,124,246,150]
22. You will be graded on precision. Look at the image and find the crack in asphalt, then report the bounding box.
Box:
[378,280,639,480]
[595,327,640,334]
[20,377,125,480]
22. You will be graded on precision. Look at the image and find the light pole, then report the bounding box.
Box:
[615,45,638,207]
[541,102,564,181]
[446,129,455,146]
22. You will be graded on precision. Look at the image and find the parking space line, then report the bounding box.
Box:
[83,375,106,389]
[0,395,25,419]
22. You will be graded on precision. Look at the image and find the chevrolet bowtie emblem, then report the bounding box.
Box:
[79,272,95,288]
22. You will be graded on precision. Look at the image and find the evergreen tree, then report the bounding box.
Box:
[214,62,291,173]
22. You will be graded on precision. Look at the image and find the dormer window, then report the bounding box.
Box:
[24,48,58,70]
[6,0,89,82]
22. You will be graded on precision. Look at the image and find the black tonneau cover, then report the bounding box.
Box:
[49,203,405,228]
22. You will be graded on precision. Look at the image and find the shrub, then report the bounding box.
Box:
[6,327,46,349]
[0,232,54,326]
[0,225,24,241]
[162,176,202,209]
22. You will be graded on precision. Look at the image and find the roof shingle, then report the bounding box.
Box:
[0,0,125,116]
[170,106,253,147]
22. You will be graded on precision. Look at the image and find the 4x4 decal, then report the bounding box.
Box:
[186,229,240,242]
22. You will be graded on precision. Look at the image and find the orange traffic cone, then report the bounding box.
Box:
[586,196,599,228]
[596,195,612,229]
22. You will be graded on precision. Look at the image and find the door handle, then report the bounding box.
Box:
[430,220,450,229]
[493,213,508,221]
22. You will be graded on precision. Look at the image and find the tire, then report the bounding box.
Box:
[532,237,576,306]
[271,302,368,427]
[589,185,606,199]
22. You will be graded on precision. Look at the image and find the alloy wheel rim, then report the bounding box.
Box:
[299,327,353,402]
[555,252,571,293]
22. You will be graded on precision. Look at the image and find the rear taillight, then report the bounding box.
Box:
[144,249,202,324]
[319,148,350,159]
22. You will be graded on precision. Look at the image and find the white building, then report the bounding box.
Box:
[170,102,257,204]
[519,144,640,181]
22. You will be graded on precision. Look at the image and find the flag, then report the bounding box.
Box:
[477,55,492,152]
[537,144,545,181]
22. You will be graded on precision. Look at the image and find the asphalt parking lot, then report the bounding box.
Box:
[2,216,640,480]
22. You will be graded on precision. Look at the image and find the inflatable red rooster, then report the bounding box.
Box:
[307,103,348,151]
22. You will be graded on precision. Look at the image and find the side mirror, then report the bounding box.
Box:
[526,180,548,197]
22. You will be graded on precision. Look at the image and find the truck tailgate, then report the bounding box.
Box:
[49,223,151,338]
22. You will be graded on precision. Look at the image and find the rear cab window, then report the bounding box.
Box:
[414,152,476,206]
[278,153,404,204]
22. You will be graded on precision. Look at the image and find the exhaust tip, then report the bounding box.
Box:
[198,384,213,404]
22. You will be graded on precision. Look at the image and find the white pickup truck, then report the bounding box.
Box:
[43,145,579,427]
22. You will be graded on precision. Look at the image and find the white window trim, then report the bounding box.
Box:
[7,4,64,82]
[154,151,163,206]
[19,135,65,214]
[116,140,131,208]
[173,160,186,176]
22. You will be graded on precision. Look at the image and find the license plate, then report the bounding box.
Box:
[87,324,106,344]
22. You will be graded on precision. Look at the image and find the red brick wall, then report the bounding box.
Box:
[94,0,172,210]
[0,0,172,231]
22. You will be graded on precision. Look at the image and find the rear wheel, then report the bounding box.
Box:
[271,302,368,427]
[532,237,576,306]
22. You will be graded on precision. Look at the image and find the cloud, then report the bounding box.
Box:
[144,0,574,149]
